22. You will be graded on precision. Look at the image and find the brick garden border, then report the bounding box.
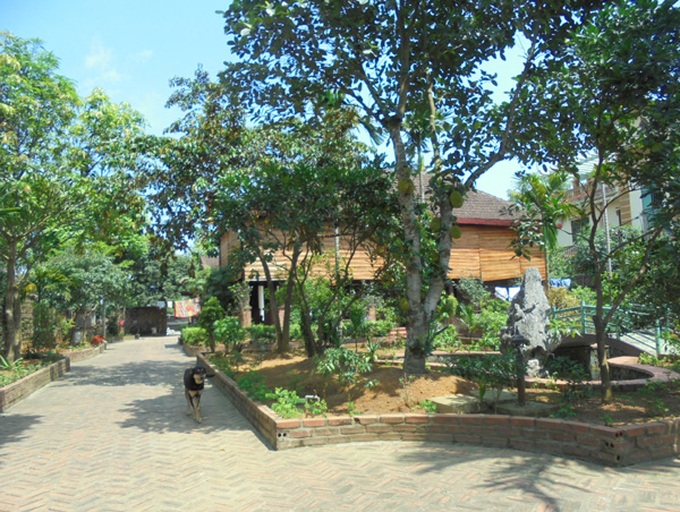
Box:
[0,343,107,412]
[196,352,680,467]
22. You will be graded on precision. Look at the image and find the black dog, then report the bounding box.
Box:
[184,367,208,423]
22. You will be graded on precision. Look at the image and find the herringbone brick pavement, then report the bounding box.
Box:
[1,337,679,512]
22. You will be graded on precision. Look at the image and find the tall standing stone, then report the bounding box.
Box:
[501,267,558,359]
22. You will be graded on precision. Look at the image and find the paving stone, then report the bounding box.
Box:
[1,336,679,511]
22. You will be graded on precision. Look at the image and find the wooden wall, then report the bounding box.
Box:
[220,230,381,282]
[220,224,546,284]
[448,225,546,282]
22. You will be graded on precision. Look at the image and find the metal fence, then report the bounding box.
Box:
[551,302,677,356]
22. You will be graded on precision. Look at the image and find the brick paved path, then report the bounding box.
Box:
[1,337,679,512]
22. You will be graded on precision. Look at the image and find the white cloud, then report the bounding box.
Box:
[84,37,121,83]
[130,49,153,65]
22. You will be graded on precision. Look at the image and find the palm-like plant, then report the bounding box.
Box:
[508,170,580,283]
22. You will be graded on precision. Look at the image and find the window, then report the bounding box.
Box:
[571,218,588,244]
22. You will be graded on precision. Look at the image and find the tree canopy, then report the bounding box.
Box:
[219,0,605,373]
[510,0,680,400]
[0,32,149,360]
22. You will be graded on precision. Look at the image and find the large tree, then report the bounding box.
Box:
[145,70,396,354]
[220,0,602,373]
[513,0,680,400]
[0,33,149,360]
[0,33,82,361]
[217,113,395,356]
[143,67,245,253]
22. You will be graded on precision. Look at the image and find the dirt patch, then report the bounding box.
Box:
[222,349,680,427]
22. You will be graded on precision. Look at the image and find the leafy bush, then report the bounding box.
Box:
[32,303,58,351]
[447,354,518,408]
[547,287,580,309]
[472,307,508,351]
[197,296,225,352]
[181,326,209,346]
[544,356,592,403]
[436,295,459,324]
[637,381,672,417]
[315,347,374,400]
[289,323,302,341]
[366,319,396,338]
[248,324,276,345]
[0,353,59,387]
[455,278,491,308]
[267,387,304,418]
[570,286,596,305]
[432,325,461,350]
[207,352,236,378]
[236,371,270,402]
[213,316,246,351]
[304,397,329,417]
[638,353,659,366]
[417,400,438,414]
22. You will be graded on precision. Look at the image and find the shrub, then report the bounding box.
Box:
[570,286,596,305]
[197,296,225,352]
[455,277,490,308]
[236,371,270,402]
[432,325,461,350]
[472,307,508,351]
[447,353,517,408]
[417,400,438,414]
[181,326,209,346]
[547,287,580,309]
[207,352,236,378]
[248,324,276,345]
[289,323,302,341]
[544,356,592,403]
[304,397,328,417]
[314,346,374,401]
[267,387,304,418]
[32,303,58,351]
[366,319,396,338]
[213,317,246,351]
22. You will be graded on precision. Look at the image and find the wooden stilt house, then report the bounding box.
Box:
[219,190,547,324]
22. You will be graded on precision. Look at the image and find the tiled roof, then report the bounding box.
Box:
[455,190,514,225]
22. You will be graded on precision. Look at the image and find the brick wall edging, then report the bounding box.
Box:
[0,358,70,412]
[0,343,107,412]
[196,353,679,467]
[61,342,107,363]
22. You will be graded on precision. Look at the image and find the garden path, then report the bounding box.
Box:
[1,336,679,511]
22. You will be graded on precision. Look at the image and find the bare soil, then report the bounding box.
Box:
[233,349,680,427]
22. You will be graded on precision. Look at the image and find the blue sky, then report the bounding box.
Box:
[3,0,519,199]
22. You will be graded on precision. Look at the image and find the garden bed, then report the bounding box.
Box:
[0,343,107,412]
[196,349,680,467]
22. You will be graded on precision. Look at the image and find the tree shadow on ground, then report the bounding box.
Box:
[115,384,265,439]
[52,360,191,389]
[0,413,43,458]
[396,443,680,512]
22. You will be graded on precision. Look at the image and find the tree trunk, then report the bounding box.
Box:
[300,306,318,358]
[598,346,612,402]
[388,123,429,374]
[389,122,450,375]
[593,279,613,402]
[2,240,21,363]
